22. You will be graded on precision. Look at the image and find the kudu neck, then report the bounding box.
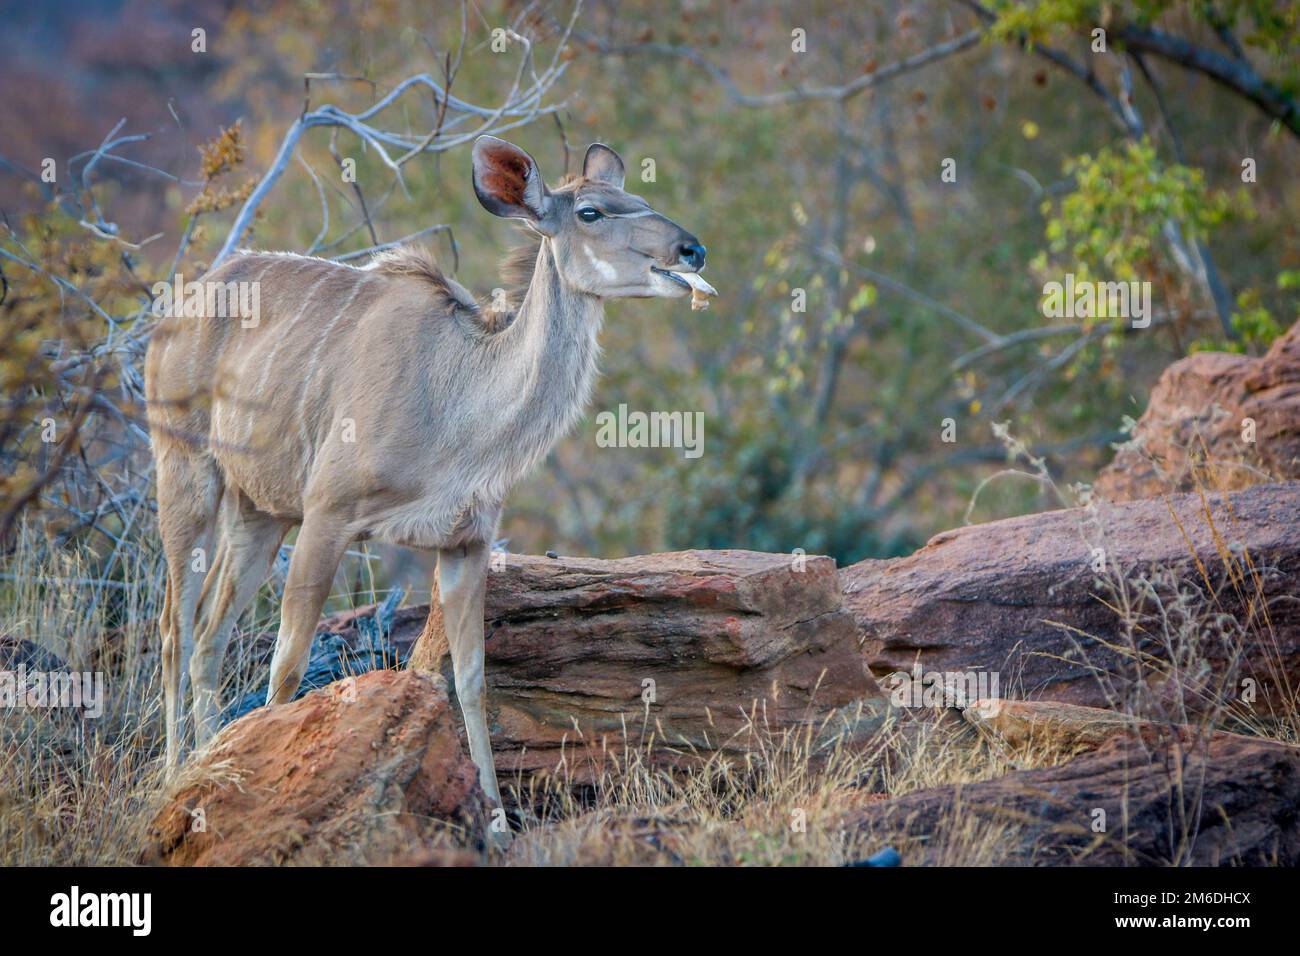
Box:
[516,237,603,335]
[497,236,604,425]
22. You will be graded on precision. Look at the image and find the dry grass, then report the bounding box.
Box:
[1062,475,1299,746]
[956,426,1300,866]
[0,524,167,865]
[973,422,1298,744]
[489,706,1072,867]
[0,520,404,866]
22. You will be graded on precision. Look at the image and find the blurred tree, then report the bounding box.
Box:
[2,0,1297,572]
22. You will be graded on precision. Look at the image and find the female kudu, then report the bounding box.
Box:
[144,137,713,811]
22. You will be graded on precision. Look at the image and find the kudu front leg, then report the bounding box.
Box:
[437,541,503,812]
[266,513,349,706]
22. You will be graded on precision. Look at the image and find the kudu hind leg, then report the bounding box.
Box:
[266,513,349,706]
[190,496,284,747]
[155,450,220,771]
[438,541,502,809]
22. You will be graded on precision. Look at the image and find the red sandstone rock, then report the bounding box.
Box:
[846,731,1300,865]
[142,669,482,866]
[389,549,884,784]
[841,481,1300,712]
[1096,320,1300,501]
[963,697,1144,751]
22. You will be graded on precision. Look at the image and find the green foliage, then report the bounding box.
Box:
[1192,273,1294,353]
[987,0,1113,40]
[1034,139,1248,287]
[988,1,1300,97]
[1229,288,1286,348]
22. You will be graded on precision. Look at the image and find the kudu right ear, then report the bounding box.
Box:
[471,136,555,233]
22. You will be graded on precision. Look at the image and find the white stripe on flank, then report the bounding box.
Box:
[241,270,333,444]
[295,275,370,467]
[193,259,276,396]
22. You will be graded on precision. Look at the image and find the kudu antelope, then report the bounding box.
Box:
[144,136,714,810]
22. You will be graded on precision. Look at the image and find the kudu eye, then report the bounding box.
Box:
[576,207,603,223]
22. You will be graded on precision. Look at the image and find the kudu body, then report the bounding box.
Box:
[144,137,710,810]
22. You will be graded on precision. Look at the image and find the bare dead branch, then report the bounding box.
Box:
[212,11,576,266]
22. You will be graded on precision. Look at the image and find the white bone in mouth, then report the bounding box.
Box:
[677,272,717,296]
[675,271,717,310]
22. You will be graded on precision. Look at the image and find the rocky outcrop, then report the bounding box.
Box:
[841,481,1300,712]
[134,522,1298,866]
[383,550,883,784]
[963,698,1144,751]
[142,670,482,866]
[1096,320,1300,502]
[847,731,1300,865]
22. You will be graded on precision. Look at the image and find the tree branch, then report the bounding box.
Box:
[1114,24,1299,139]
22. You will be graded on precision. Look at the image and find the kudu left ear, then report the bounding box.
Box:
[583,143,625,189]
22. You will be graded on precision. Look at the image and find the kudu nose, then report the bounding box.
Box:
[676,241,707,271]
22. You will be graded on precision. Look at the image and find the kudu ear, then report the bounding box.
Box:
[472,136,555,231]
[582,143,625,189]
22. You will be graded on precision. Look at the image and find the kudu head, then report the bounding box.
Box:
[472,135,709,301]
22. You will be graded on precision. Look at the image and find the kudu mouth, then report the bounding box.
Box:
[650,265,717,296]
[639,240,718,305]
[651,263,717,311]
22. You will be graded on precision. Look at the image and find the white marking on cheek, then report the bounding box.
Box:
[583,244,618,282]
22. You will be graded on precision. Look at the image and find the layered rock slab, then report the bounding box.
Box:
[396,550,882,783]
[846,731,1300,866]
[841,482,1300,711]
